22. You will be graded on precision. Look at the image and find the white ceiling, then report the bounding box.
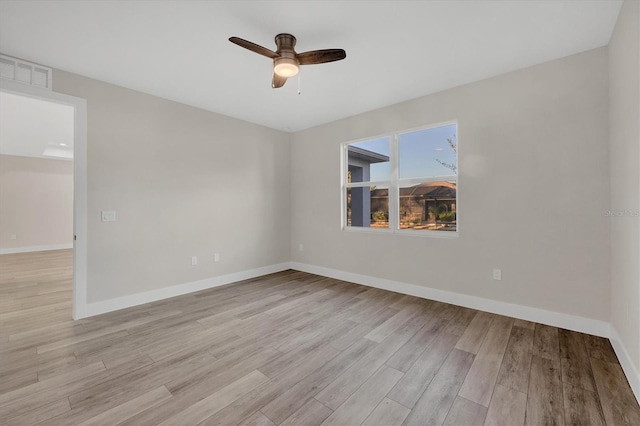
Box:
[0,91,74,160]
[0,0,623,132]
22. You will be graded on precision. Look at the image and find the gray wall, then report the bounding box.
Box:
[0,154,73,250]
[53,70,291,303]
[291,47,610,322]
[609,0,640,380]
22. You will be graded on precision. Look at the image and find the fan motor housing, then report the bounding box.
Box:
[275,33,296,52]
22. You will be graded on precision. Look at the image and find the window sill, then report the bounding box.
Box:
[342,227,459,239]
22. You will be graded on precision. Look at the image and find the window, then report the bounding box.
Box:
[342,122,457,235]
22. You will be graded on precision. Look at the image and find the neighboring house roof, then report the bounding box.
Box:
[371,181,456,198]
[402,181,456,198]
[348,146,389,164]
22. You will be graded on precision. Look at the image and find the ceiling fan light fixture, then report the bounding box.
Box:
[274,57,299,77]
[229,34,345,88]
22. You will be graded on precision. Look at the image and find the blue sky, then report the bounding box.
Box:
[349,124,457,182]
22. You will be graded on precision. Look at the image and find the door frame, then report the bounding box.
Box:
[1,79,88,319]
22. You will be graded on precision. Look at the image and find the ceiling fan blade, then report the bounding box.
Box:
[272,73,287,89]
[297,49,346,65]
[229,36,278,59]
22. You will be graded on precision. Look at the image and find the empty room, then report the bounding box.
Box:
[0,1,638,425]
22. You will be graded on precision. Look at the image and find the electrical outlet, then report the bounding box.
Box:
[299,244,304,252]
[191,256,197,266]
[10,234,17,240]
[214,253,220,262]
[492,269,502,280]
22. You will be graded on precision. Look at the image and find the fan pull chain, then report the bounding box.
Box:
[297,74,301,95]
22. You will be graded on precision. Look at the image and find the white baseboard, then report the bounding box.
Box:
[77,259,640,405]
[81,262,291,319]
[290,262,611,338]
[610,325,640,405]
[0,243,73,255]
[291,262,640,403]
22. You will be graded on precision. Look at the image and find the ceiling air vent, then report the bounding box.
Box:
[0,54,52,90]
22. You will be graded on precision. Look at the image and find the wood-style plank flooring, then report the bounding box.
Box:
[1,250,639,425]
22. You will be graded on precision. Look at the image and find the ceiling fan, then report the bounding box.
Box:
[229,33,346,88]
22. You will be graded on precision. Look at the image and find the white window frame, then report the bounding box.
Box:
[341,120,459,238]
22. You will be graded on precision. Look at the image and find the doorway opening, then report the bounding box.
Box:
[1,79,87,319]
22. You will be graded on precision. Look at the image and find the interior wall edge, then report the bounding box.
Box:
[610,324,640,405]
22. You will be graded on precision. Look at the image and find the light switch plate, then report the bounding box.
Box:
[101,211,116,222]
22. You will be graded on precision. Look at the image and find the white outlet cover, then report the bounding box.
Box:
[493,269,502,280]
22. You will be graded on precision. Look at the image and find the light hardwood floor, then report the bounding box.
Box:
[1,249,639,425]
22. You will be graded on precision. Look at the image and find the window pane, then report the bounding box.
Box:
[399,124,457,179]
[347,137,390,183]
[346,184,389,229]
[399,181,456,231]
